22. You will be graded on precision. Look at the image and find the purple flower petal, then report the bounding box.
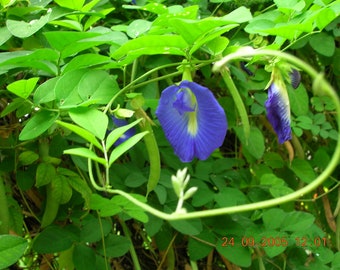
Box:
[110,116,136,146]
[156,81,227,162]
[265,83,292,144]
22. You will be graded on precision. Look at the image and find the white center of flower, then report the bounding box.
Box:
[172,88,198,136]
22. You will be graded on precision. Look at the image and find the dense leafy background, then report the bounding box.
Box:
[0,0,339,269]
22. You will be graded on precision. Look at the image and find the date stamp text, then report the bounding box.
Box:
[221,236,327,248]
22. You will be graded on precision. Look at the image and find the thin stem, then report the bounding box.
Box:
[175,192,185,213]
[291,135,304,159]
[101,140,110,187]
[255,247,266,270]
[119,219,141,270]
[19,188,40,223]
[156,233,177,270]
[97,214,109,270]
[88,154,104,191]
[220,65,250,140]
[130,59,138,83]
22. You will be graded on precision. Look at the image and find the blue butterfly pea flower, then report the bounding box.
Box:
[156,80,227,162]
[265,82,292,144]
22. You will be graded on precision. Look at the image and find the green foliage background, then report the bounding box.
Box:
[0,0,339,269]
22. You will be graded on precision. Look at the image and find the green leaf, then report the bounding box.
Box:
[111,35,188,65]
[18,151,39,165]
[106,118,142,150]
[6,11,51,38]
[33,226,74,253]
[84,7,115,31]
[263,208,287,230]
[56,120,103,150]
[309,32,335,57]
[89,194,122,217]
[234,126,265,160]
[62,54,112,74]
[203,36,229,55]
[154,185,167,205]
[109,131,148,166]
[76,70,119,106]
[316,247,334,264]
[145,214,163,237]
[73,245,96,270]
[188,231,215,260]
[296,115,313,129]
[111,194,149,223]
[123,3,167,14]
[127,19,152,38]
[98,234,130,258]
[44,31,98,52]
[214,187,248,207]
[216,240,251,267]
[245,19,275,36]
[44,31,127,59]
[263,152,284,168]
[49,19,83,31]
[274,0,305,12]
[169,17,238,47]
[0,26,12,46]
[63,172,92,208]
[260,174,285,186]
[280,211,315,231]
[55,69,119,108]
[60,250,79,269]
[288,84,309,116]
[52,175,73,204]
[36,162,56,187]
[125,172,147,188]
[54,0,84,10]
[245,14,313,40]
[223,6,252,23]
[33,77,58,104]
[0,49,59,75]
[332,252,340,269]
[290,159,316,183]
[316,7,337,30]
[7,77,39,99]
[0,235,28,269]
[169,219,203,236]
[19,110,59,141]
[80,216,111,243]
[261,231,289,258]
[270,185,294,198]
[64,148,107,166]
[69,107,108,140]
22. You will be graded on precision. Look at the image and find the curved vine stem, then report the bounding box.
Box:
[93,48,340,221]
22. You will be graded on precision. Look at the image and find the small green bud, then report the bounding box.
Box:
[114,108,135,118]
[171,175,182,197]
[183,186,198,200]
